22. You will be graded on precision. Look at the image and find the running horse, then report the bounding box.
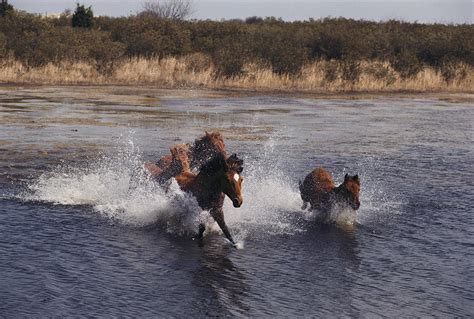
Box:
[299,167,360,212]
[173,147,243,245]
[144,132,227,184]
[145,132,243,245]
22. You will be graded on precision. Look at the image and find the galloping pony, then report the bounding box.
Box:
[145,132,243,245]
[144,132,227,183]
[173,147,244,245]
[299,167,360,212]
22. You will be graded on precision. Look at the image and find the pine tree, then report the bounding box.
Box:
[0,0,14,17]
[72,3,94,28]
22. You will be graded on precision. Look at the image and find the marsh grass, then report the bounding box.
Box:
[0,56,472,92]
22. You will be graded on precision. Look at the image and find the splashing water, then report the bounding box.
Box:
[23,136,403,239]
[23,136,199,235]
[343,157,405,225]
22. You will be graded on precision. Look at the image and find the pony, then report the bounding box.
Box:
[144,131,226,183]
[174,151,244,246]
[299,167,360,212]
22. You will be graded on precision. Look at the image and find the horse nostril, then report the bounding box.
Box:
[233,198,242,208]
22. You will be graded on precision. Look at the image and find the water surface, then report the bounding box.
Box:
[1,87,473,317]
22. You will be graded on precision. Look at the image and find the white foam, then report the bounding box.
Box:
[23,137,202,235]
[23,136,404,238]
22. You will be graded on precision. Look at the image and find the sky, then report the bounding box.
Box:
[10,0,473,24]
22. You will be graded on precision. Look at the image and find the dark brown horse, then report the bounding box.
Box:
[174,151,244,245]
[300,167,360,212]
[144,131,227,183]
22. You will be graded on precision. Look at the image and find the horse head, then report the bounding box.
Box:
[336,173,361,210]
[222,154,244,207]
[199,153,244,208]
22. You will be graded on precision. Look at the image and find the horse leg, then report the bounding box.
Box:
[198,223,205,238]
[193,223,206,241]
[210,208,235,246]
[301,201,308,210]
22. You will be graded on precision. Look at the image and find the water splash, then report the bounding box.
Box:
[343,157,406,225]
[23,135,199,235]
[23,135,404,239]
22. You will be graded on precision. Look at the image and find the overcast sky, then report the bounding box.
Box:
[10,0,473,24]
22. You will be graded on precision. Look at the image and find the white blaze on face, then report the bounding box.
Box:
[233,173,240,182]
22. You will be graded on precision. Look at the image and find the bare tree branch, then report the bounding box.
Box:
[142,0,193,20]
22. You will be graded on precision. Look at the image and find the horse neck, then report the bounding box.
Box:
[332,183,347,199]
[191,149,226,171]
[193,170,223,197]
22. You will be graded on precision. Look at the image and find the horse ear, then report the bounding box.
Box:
[344,173,349,182]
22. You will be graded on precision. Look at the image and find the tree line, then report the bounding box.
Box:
[0,2,472,81]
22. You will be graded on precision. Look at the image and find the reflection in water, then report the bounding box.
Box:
[192,237,250,316]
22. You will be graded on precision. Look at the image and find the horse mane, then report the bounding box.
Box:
[170,143,190,173]
[198,153,226,176]
[198,153,244,176]
[190,131,227,169]
[226,153,244,173]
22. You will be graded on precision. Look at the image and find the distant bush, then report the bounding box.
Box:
[72,4,94,28]
[0,31,6,56]
[98,16,191,58]
[0,12,473,81]
[437,58,469,84]
[183,52,212,72]
[212,43,246,78]
[365,62,396,85]
[245,16,263,24]
[323,60,338,83]
[77,29,125,74]
[339,58,361,83]
[0,0,13,17]
[249,26,308,76]
[390,49,423,79]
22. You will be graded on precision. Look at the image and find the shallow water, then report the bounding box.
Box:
[1,87,473,317]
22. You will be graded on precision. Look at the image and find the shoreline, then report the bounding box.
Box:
[0,58,472,96]
[1,83,473,103]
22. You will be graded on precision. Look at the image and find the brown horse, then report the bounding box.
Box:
[299,167,360,212]
[144,131,226,183]
[174,151,244,245]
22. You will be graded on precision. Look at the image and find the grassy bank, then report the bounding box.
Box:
[1,10,473,93]
[0,56,472,93]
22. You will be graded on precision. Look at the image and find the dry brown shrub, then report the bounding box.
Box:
[183,53,213,72]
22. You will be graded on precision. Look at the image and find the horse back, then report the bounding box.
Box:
[300,167,335,208]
